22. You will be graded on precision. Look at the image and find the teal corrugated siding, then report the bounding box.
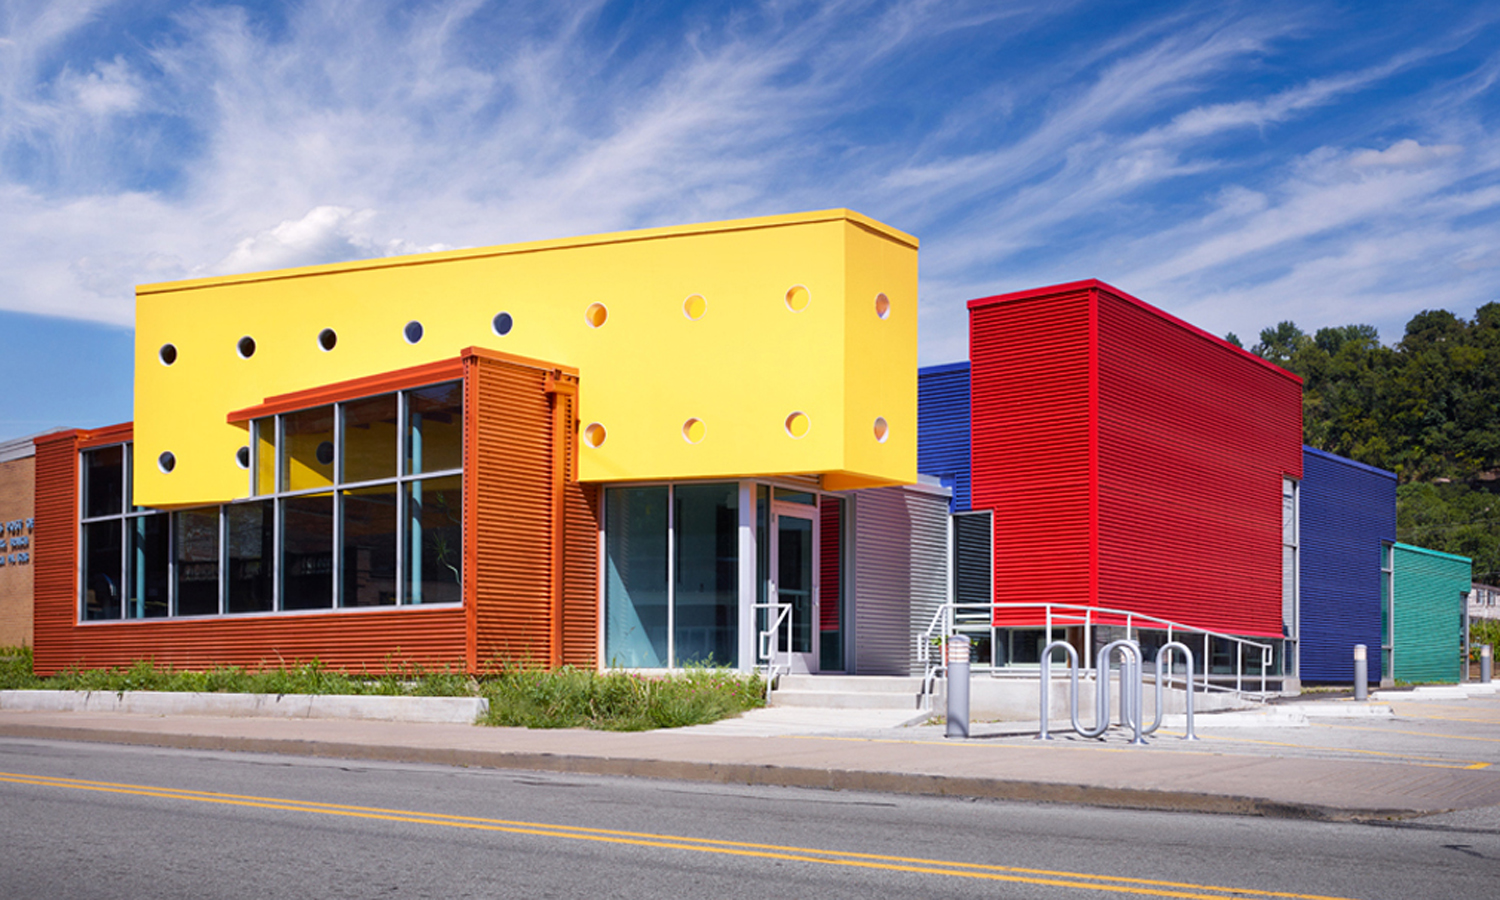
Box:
[1392,543,1470,684]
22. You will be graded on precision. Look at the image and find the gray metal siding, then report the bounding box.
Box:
[851,483,950,675]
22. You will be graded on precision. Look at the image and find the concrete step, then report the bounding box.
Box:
[768,689,923,710]
[775,675,925,693]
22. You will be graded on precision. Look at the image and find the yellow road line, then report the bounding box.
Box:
[0,770,1358,900]
[1311,721,1500,747]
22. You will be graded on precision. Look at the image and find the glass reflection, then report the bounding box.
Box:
[405,475,461,604]
[406,381,462,475]
[342,485,397,607]
[281,493,334,610]
[175,508,220,616]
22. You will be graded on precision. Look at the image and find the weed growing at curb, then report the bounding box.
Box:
[0,647,764,731]
[479,666,766,731]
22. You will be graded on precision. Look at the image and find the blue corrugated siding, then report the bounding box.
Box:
[1299,447,1396,683]
[918,362,972,513]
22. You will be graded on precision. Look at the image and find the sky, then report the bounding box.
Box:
[1,0,1498,441]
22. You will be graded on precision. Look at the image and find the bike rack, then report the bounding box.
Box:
[1037,638,1198,744]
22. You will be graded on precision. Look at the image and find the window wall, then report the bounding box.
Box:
[77,380,463,621]
[1282,477,1299,677]
[604,483,740,668]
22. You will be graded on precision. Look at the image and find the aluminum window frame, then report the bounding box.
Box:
[75,379,463,625]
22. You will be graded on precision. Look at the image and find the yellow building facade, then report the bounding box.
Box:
[134,209,918,506]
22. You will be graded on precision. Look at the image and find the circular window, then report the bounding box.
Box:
[875,293,891,320]
[404,321,424,344]
[315,441,335,465]
[237,336,256,359]
[158,451,176,474]
[784,411,811,439]
[585,303,608,328]
[318,328,337,351]
[682,418,706,444]
[873,416,889,443]
[785,285,811,313]
[493,312,514,336]
[236,446,251,469]
[583,422,607,448]
[683,294,707,320]
[159,344,177,366]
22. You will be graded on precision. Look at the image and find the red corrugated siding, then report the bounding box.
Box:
[967,281,1302,637]
[819,500,841,632]
[969,288,1095,623]
[1095,288,1301,636]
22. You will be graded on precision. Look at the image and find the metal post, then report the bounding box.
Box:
[946,635,971,739]
[1037,640,1078,740]
[1353,644,1368,702]
[1482,644,1492,685]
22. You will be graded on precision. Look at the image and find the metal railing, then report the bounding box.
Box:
[919,601,1278,704]
[754,602,792,699]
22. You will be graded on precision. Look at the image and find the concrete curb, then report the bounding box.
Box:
[0,691,487,725]
[0,720,1420,824]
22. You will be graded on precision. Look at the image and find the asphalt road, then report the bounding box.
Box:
[1,736,1497,900]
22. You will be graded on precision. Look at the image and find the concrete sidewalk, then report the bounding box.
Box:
[2,689,1499,824]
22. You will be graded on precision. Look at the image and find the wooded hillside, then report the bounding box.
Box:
[1228,305,1500,582]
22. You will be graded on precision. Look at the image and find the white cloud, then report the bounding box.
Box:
[0,0,1497,373]
[62,57,142,117]
[1350,138,1462,169]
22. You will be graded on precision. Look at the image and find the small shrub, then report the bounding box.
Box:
[0,646,39,690]
[1470,619,1500,661]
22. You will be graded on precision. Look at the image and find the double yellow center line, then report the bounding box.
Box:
[0,770,1358,900]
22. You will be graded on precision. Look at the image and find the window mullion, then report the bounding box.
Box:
[332,402,343,608]
[666,485,675,669]
[396,390,407,605]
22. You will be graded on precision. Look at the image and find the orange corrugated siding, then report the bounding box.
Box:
[32,352,601,677]
[32,430,81,675]
[464,349,597,670]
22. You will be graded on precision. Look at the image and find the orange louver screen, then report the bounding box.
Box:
[464,348,597,670]
[31,431,81,675]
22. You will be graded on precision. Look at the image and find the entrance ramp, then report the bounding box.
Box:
[769,675,927,711]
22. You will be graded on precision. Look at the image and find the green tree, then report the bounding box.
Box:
[1251,321,1308,366]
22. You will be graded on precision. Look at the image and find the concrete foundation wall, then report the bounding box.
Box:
[934,675,1258,722]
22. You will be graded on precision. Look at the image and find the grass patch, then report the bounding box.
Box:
[479,666,765,731]
[0,648,764,731]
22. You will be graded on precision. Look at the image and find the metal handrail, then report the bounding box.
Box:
[920,601,1277,703]
[754,602,792,699]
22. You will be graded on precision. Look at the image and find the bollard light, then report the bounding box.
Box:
[1353,644,1368,701]
[946,635,971,739]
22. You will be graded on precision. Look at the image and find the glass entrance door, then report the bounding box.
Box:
[771,505,818,673]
